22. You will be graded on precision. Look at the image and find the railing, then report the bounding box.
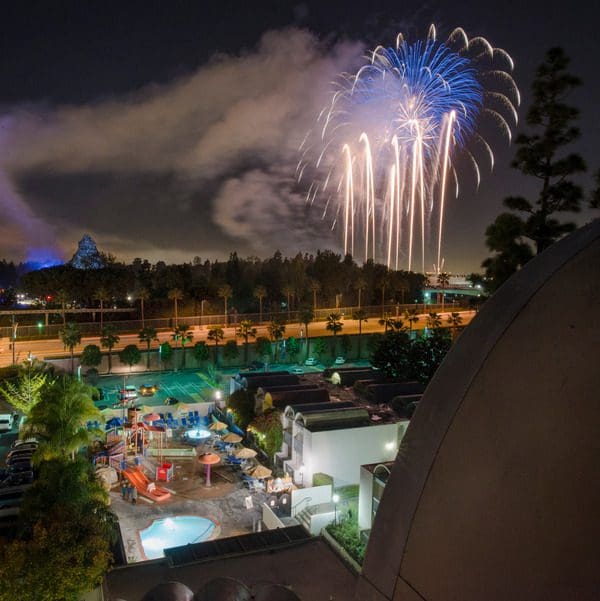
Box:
[291,496,312,517]
[0,302,469,340]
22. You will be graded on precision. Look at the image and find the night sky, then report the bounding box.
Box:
[0,0,598,272]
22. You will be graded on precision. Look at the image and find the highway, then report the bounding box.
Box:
[0,310,476,368]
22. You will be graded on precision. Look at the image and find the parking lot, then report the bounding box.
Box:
[93,370,211,409]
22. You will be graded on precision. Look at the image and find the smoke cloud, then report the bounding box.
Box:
[0,29,363,263]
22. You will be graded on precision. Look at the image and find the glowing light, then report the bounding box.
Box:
[139,516,216,560]
[300,25,519,272]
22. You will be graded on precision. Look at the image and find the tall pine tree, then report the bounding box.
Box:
[483,47,585,289]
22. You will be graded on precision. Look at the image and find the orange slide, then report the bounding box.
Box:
[123,468,171,502]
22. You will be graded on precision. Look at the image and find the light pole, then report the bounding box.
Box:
[201,300,207,327]
[11,316,18,366]
[332,493,340,526]
[26,351,33,408]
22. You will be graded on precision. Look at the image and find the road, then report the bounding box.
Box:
[0,311,476,368]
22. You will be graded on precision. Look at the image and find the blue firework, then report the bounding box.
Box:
[301,25,519,271]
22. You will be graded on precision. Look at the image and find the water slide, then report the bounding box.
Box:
[123,468,171,502]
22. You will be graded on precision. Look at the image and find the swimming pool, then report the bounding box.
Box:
[139,516,216,559]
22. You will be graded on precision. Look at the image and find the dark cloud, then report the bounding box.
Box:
[0,29,361,263]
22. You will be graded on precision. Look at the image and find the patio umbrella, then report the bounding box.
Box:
[144,413,161,423]
[251,464,272,479]
[222,433,243,443]
[234,447,257,459]
[198,452,221,487]
[208,421,227,431]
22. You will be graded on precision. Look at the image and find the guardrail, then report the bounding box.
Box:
[0,303,469,340]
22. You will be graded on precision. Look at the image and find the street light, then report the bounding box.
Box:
[332,493,340,525]
[11,316,18,366]
[26,351,33,407]
[201,300,207,326]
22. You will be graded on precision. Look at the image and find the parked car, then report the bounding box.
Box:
[6,448,36,462]
[304,357,318,366]
[0,413,16,432]
[0,490,25,510]
[334,356,346,365]
[164,396,179,406]
[291,366,304,374]
[11,438,37,449]
[7,459,33,473]
[0,471,34,488]
[118,385,137,401]
[139,383,158,397]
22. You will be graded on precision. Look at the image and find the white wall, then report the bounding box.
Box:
[302,423,401,487]
[358,466,374,530]
[262,502,285,530]
[290,484,332,516]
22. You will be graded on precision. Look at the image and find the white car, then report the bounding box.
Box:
[334,357,346,365]
[291,366,304,375]
[0,414,15,432]
[304,357,318,366]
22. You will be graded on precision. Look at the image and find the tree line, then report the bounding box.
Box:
[13,250,427,324]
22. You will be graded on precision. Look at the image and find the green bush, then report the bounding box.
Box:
[312,472,333,487]
[335,484,359,501]
[248,409,282,461]
[326,518,366,565]
[227,389,255,429]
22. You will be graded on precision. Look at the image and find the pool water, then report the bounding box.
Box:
[139,516,216,559]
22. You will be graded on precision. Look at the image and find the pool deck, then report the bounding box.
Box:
[112,452,267,563]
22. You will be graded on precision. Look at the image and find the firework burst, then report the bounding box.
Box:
[299,25,520,272]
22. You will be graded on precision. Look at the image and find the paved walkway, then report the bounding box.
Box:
[114,454,267,563]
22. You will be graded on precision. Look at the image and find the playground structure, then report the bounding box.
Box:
[94,416,171,502]
[122,467,171,502]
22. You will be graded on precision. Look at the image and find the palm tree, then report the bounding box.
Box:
[172,324,193,368]
[254,285,267,322]
[325,312,343,357]
[426,312,442,329]
[136,287,150,328]
[56,289,69,326]
[168,288,183,327]
[447,312,463,340]
[138,326,158,370]
[218,284,233,325]
[207,327,224,367]
[354,277,367,309]
[298,306,314,361]
[22,377,102,461]
[397,276,410,305]
[353,308,368,358]
[282,284,294,322]
[437,272,450,312]
[310,280,320,312]
[100,324,120,374]
[267,320,286,363]
[403,308,419,331]
[378,271,390,318]
[59,322,81,374]
[389,319,406,333]
[94,287,110,333]
[378,314,394,334]
[236,320,257,365]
